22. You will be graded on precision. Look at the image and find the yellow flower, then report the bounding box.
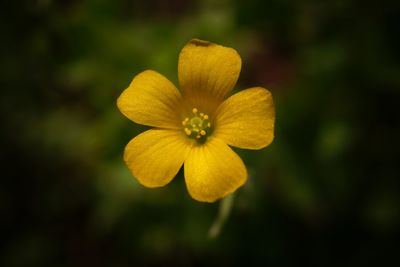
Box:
[117,39,275,202]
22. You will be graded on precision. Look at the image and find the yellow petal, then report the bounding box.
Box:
[117,70,182,129]
[214,87,275,149]
[178,39,241,109]
[184,137,247,202]
[124,129,192,188]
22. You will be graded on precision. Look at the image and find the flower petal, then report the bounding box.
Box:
[214,87,275,149]
[184,137,247,202]
[178,39,241,109]
[124,129,192,188]
[117,70,182,129]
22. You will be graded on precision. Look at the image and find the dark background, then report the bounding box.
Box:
[1,0,399,266]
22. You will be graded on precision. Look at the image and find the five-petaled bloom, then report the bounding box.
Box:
[117,39,275,202]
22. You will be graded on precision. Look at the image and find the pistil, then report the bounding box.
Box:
[182,107,212,142]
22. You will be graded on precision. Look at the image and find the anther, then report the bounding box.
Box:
[182,108,212,142]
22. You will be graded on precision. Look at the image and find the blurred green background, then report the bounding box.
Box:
[1,0,399,266]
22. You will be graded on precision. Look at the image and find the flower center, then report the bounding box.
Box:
[182,108,212,142]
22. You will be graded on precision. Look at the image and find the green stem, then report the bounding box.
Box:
[208,193,235,239]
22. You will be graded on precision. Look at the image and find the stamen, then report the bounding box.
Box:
[181,108,212,142]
